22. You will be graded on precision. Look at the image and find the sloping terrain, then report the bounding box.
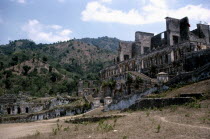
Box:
[147,79,210,98]
[0,39,117,97]
[0,79,209,139]
[77,36,120,51]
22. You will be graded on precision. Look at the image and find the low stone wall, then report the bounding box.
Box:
[129,97,194,110]
[66,115,125,124]
[179,93,204,99]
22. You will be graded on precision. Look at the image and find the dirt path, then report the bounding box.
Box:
[156,116,210,130]
[0,107,103,139]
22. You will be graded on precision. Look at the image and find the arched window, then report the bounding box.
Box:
[25,107,29,113]
[7,108,11,114]
[17,107,21,114]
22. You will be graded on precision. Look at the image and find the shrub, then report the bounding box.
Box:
[155,124,161,133]
[186,101,201,108]
[52,123,62,135]
[22,65,31,75]
[97,120,114,132]
[34,130,40,136]
[63,126,70,131]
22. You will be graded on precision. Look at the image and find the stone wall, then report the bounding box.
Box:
[151,32,167,50]
[129,97,194,110]
[167,62,210,86]
[135,31,154,55]
[180,17,190,41]
[104,87,157,111]
[0,101,91,123]
[197,24,210,44]
[184,48,210,71]
[0,96,79,116]
[66,115,125,124]
[103,16,210,79]
[101,41,210,80]
[119,41,133,62]
[166,17,180,46]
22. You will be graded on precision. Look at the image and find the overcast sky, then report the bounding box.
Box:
[0,0,210,44]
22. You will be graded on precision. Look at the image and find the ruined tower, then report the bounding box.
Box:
[118,41,133,62]
[134,31,154,55]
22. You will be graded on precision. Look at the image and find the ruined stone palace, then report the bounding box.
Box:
[100,17,210,79]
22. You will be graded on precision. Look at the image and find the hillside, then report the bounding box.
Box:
[0,39,117,97]
[77,36,120,51]
[1,79,209,139]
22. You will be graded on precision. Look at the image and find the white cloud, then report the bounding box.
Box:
[10,0,27,4]
[100,0,112,3]
[57,0,65,3]
[49,25,62,30]
[17,0,26,3]
[81,0,210,25]
[59,29,72,36]
[22,19,72,43]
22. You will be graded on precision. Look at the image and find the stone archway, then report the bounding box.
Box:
[7,108,11,114]
[25,107,29,113]
[17,107,21,114]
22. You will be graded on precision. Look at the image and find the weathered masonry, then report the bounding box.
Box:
[0,93,92,123]
[101,17,210,79]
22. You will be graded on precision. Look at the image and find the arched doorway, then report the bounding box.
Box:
[7,108,11,114]
[25,107,29,113]
[17,107,21,114]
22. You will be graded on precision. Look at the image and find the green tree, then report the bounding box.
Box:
[126,73,133,95]
[22,65,31,75]
[134,76,143,89]
[108,79,116,98]
[12,56,19,64]
[42,56,48,63]
[0,88,5,96]
[4,79,12,89]
[50,72,59,82]
[49,66,53,73]
[0,62,4,70]
[4,70,12,79]
[150,65,157,77]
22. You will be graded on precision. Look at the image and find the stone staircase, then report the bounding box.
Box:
[166,63,210,86]
[127,71,158,83]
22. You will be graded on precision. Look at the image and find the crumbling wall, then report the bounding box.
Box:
[166,17,180,46]
[180,17,190,41]
[184,49,210,71]
[151,32,167,50]
[0,96,78,116]
[118,41,133,62]
[135,31,154,55]
[132,42,141,57]
[0,103,91,123]
[197,24,210,44]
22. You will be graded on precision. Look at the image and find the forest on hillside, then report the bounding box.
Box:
[0,38,117,97]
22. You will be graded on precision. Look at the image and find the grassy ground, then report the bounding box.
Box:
[19,99,210,139]
[147,79,210,98]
